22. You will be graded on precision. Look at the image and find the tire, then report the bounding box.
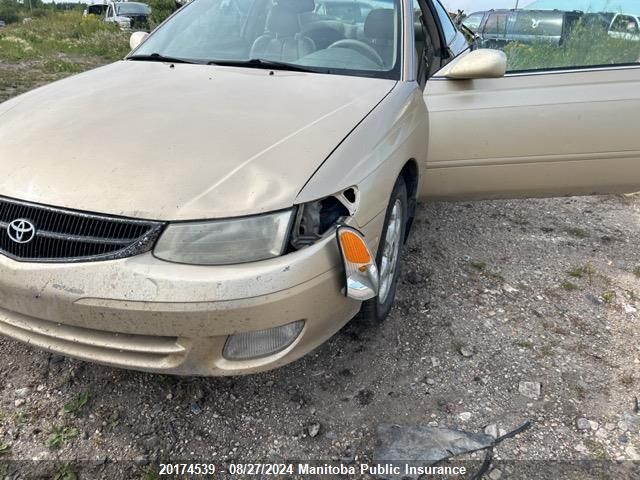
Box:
[356,175,408,325]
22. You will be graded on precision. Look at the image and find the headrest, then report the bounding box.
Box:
[266,7,301,36]
[274,0,315,14]
[364,9,395,40]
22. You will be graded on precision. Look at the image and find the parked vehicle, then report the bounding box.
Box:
[0,0,639,376]
[462,9,583,47]
[0,20,6,28]
[83,0,108,17]
[608,12,640,41]
[104,1,151,31]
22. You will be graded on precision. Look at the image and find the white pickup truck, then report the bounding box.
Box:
[608,12,640,41]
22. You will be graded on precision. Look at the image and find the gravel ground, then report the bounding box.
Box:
[0,193,639,479]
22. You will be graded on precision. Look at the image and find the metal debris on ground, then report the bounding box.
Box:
[375,421,532,479]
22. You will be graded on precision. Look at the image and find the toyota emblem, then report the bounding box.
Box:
[7,219,36,244]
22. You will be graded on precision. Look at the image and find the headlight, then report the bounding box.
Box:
[154,210,294,265]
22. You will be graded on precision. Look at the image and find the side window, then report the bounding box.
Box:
[473,2,640,72]
[483,13,508,36]
[106,6,113,18]
[461,12,484,33]
[431,0,457,45]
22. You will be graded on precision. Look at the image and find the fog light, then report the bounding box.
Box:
[223,321,305,360]
[336,226,379,301]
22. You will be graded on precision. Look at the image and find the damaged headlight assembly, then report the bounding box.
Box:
[153,187,371,288]
[153,210,294,265]
[290,187,378,300]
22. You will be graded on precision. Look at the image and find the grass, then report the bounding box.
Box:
[566,227,591,239]
[567,262,596,281]
[583,438,610,461]
[500,23,640,72]
[0,443,11,454]
[561,281,580,291]
[47,426,79,449]
[470,260,486,270]
[633,266,640,278]
[12,412,27,427]
[0,12,129,63]
[63,391,90,416]
[0,13,131,103]
[601,290,616,304]
[53,463,79,480]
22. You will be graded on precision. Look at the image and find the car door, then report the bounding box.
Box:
[418,1,640,201]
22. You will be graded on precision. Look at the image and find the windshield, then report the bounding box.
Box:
[116,3,151,15]
[132,0,401,78]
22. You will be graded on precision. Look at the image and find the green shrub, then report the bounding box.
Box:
[0,11,129,62]
[0,0,21,24]
[147,0,176,27]
[500,22,640,72]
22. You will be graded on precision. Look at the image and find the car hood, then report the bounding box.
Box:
[0,61,395,220]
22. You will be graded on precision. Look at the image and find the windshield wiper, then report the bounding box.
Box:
[128,53,203,65]
[207,58,326,74]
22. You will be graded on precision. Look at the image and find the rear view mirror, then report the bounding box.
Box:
[129,31,149,51]
[439,49,507,80]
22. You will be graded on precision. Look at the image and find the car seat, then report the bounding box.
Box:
[250,0,316,62]
[364,9,395,68]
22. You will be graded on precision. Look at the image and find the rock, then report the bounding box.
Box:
[49,354,65,365]
[190,402,202,415]
[518,381,541,400]
[459,346,473,358]
[307,423,321,438]
[624,304,638,314]
[405,270,424,285]
[134,455,149,466]
[431,357,440,367]
[588,420,599,431]
[484,424,498,439]
[574,443,588,454]
[14,399,25,407]
[488,468,503,480]
[618,412,640,433]
[625,446,640,460]
[457,412,472,422]
[425,378,435,385]
[604,423,616,431]
[14,388,31,398]
[503,284,519,293]
[265,381,274,387]
[576,418,590,430]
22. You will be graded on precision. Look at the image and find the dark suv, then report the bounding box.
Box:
[462,9,584,47]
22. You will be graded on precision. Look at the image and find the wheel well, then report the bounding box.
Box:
[400,160,419,242]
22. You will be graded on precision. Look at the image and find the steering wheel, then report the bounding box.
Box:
[327,39,385,67]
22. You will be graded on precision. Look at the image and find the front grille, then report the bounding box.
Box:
[0,196,165,263]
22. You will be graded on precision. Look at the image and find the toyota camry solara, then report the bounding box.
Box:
[1,0,639,375]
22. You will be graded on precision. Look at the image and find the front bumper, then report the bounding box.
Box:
[0,234,361,376]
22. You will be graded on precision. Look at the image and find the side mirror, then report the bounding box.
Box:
[129,31,149,50]
[439,49,507,80]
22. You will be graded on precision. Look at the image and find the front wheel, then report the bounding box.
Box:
[357,176,408,324]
